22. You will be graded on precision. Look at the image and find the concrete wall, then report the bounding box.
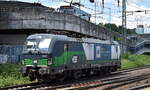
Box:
[0,34,26,63]
[0,34,27,45]
[0,45,23,63]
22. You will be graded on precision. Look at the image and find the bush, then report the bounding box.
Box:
[121,52,130,59]
[0,64,31,87]
[121,54,150,69]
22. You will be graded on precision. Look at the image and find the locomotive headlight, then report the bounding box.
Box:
[48,59,52,65]
[33,60,37,64]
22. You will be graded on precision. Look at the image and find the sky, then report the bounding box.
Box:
[9,0,150,30]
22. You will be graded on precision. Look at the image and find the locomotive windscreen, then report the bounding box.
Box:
[24,38,51,54]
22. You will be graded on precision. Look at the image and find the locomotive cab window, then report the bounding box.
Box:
[26,40,37,49]
[25,38,51,53]
[38,39,51,51]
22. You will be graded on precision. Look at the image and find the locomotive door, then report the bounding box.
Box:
[111,44,120,60]
[64,42,69,65]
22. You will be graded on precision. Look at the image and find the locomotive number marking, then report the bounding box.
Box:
[72,56,78,63]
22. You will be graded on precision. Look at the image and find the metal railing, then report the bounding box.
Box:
[0,45,23,64]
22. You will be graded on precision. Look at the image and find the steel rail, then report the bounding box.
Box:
[127,84,150,90]
[0,82,44,90]
[64,73,150,90]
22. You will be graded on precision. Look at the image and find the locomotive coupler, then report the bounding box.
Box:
[39,67,50,75]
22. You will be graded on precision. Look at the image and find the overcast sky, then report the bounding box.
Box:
[13,0,150,29]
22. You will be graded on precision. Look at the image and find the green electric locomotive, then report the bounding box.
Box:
[21,34,121,81]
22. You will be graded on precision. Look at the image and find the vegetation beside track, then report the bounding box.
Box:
[0,64,31,87]
[121,53,150,69]
[0,54,150,87]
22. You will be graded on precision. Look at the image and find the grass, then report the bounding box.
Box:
[121,53,150,69]
[0,64,31,87]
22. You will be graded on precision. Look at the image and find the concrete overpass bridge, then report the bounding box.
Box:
[0,1,115,45]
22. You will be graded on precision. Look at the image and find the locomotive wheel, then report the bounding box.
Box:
[101,68,108,74]
[29,74,36,81]
[73,70,82,79]
[106,67,112,74]
[37,78,43,82]
[56,74,65,81]
[113,67,118,72]
[59,71,72,80]
[59,76,66,81]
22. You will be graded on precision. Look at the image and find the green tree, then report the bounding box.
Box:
[98,23,136,42]
[98,23,136,34]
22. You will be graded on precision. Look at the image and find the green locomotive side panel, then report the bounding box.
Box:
[23,58,48,66]
[24,59,32,65]
[38,59,48,65]
[52,51,84,67]
[85,59,119,64]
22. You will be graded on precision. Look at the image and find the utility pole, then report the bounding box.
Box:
[108,8,112,42]
[89,0,96,24]
[109,8,111,24]
[95,2,96,24]
[122,0,127,54]
[79,0,82,34]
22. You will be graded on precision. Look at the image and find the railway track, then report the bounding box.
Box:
[0,82,44,90]
[54,73,150,90]
[1,66,150,90]
[117,65,150,73]
[128,84,150,90]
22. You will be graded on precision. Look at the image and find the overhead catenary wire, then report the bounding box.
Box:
[126,0,146,10]
[48,0,150,29]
